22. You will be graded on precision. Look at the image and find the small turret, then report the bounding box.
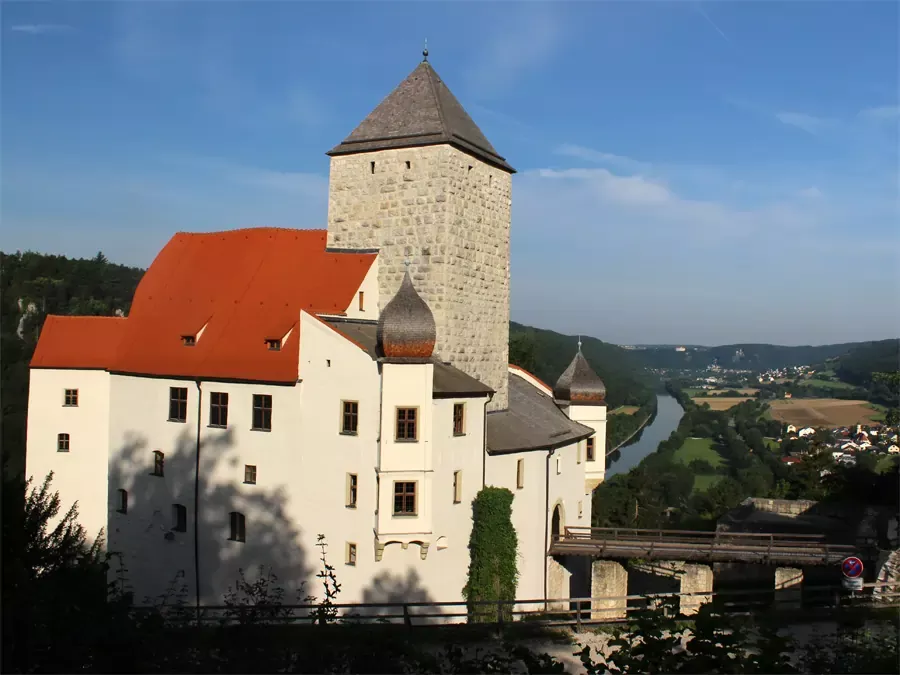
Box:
[376,268,437,359]
[553,339,606,405]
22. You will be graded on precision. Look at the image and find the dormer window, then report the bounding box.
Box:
[358,291,365,312]
[182,335,196,347]
[266,339,281,352]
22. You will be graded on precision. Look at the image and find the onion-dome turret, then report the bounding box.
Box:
[376,268,437,359]
[553,339,606,404]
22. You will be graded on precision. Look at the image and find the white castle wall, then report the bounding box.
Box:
[326,146,512,411]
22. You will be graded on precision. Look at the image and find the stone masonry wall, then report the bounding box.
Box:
[326,146,511,410]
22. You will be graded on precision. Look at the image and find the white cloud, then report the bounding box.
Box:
[798,186,824,199]
[10,24,73,35]
[555,144,652,173]
[775,111,836,135]
[465,4,565,97]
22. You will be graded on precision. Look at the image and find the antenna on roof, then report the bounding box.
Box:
[422,39,429,62]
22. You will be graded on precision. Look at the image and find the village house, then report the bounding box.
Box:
[25,56,609,611]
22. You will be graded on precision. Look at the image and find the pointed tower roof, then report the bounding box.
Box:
[376,267,437,360]
[327,59,515,173]
[553,341,607,406]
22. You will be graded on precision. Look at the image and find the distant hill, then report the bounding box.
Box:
[509,321,655,409]
[634,342,876,371]
[833,339,900,386]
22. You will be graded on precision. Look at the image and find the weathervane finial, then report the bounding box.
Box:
[423,39,428,62]
[404,255,411,270]
[577,335,583,352]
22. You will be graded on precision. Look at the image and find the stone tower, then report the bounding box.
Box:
[325,56,515,410]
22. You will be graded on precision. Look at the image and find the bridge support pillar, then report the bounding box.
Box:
[591,560,627,621]
[547,556,571,610]
[774,567,803,610]
[680,564,713,616]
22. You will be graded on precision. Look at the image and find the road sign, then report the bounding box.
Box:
[842,576,864,592]
[841,556,864,579]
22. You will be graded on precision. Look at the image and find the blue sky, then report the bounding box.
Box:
[2,1,898,346]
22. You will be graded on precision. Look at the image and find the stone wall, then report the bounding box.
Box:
[326,146,511,410]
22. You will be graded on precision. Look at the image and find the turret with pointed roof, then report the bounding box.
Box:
[376,267,437,360]
[328,59,515,173]
[553,341,607,406]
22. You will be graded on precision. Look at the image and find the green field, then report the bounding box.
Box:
[674,437,725,469]
[693,474,724,492]
[673,437,726,494]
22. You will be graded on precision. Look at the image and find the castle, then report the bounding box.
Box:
[25,56,609,611]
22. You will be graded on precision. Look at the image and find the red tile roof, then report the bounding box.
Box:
[508,364,552,393]
[31,316,128,369]
[32,228,376,383]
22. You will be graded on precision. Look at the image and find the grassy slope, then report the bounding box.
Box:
[673,437,726,493]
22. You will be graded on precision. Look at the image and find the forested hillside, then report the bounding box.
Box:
[1,252,144,477]
[834,339,900,385]
[509,321,653,408]
[635,342,871,371]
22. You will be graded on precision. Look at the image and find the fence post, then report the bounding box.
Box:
[576,600,582,633]
[403,604,412,630]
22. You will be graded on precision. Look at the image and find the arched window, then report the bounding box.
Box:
[57,433,70,452]
[229,512,245,542]
[152,451,164,477]
[116,489,128,514]
[172,504,187,532]
[551,504,562,540]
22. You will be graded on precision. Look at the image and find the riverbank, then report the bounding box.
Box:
[608,414,653,454]
[606,395,686,478]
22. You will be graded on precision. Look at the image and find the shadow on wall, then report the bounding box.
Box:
[106,427,313,609]
[105,427,440,618]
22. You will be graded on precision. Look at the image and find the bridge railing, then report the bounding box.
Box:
[137,581,900,629]
[556,527,861,550]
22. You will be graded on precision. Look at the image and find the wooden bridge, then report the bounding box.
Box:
[549,527,868,566]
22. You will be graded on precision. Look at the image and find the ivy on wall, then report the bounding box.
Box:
[462,486,518,623]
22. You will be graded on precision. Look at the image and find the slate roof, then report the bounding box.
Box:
[322,318,492,398]
[376,269,437,359]
[486,372,595,455]
[553,349,607,405]
[327,61,515,173]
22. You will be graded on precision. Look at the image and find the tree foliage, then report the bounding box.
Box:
[462,487,518,623]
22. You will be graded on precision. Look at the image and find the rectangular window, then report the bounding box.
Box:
[117,489,128,514]
[266,339,281,351]
[182,335,196,347]
[172,504,187,532]
[556,457,562,475]
[346,473,358,508]
[586,437,595,462]
[244,465,257,485]
[358,291,365,312]
[453,403,466,436]
[393,481,417,516]
[346,542,357,566]
[516,459,524,489]
[252,394,272,431]
[395,408,417,441]
[453,470,462,504]
[341,401,359,435]
[63,389,79,406]
[209,392,229,427]
[152,451,165,477]
[229,512,246,542]
[169,387,188,423]
[57,433,70,452]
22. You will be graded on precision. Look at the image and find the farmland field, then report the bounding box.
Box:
[768,398,882,427]
[691,396,752,410]
[674,437,724,469]
[801,378,856,390]
[704,388,759,395]
[608,406,640,415]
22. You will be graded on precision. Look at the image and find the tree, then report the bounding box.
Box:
[463,487,518,623]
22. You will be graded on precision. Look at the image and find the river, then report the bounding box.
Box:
[606,394,685,478]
